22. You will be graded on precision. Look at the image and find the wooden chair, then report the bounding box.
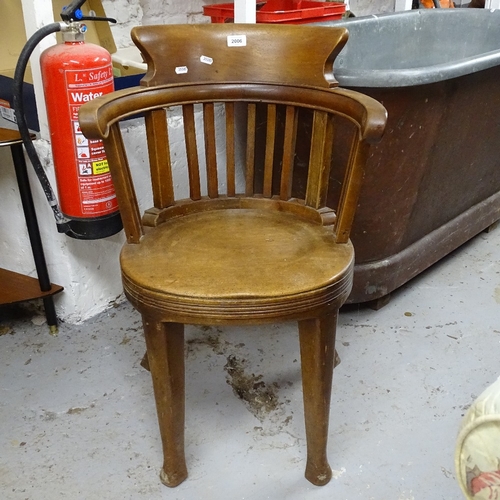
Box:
[79,23,386,487]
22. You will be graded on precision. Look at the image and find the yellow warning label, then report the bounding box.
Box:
[92,159,109,175]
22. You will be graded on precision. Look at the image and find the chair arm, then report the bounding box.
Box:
[78,86,146,140]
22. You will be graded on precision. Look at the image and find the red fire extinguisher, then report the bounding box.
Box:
[39,23,122,240]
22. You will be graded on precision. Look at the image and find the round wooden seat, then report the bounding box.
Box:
[121,208,354,324]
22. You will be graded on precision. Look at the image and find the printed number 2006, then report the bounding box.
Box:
[227,35,246,47]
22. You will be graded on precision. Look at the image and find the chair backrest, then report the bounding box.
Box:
[132,24,347,88]
[79,24,386,245]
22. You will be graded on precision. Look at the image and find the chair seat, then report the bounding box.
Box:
[121,208,354,323]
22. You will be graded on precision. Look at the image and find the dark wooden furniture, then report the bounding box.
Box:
[317,11,500,307]
[0,128,63,333]
[79,24,386,487]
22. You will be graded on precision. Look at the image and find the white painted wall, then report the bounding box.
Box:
[486,0,500,8]
[349,0,395,15]
[395,0,413,11]
[6,0,398,324]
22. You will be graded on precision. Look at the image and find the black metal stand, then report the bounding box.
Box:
[1,128,63,333]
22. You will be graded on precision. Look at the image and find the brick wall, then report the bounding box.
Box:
[103,0,230,47]
[350,0,395,15]
[102,0,397,48]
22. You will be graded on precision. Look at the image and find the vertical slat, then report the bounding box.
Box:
[182,104,201,200]
[335,136,370,244]
[203,102,218,198]
[245,103,257,196]
[319,114,335,205]
[263,104,277,197]
[279,105,298,200]
[145,109,174,208]
[225,102,236,197]
[305,110,335,209]
[104,125,143,243]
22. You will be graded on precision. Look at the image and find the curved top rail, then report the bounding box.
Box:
[79,82,387,143]
[131,24,349,89]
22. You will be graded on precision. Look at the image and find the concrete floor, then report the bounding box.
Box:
[1,228,499,500]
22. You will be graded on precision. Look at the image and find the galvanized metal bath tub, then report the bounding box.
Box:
[317,9,500,305]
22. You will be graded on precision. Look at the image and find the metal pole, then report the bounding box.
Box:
[10,142,58,330]
[234,0,256,23]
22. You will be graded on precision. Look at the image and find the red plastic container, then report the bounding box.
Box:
[203,0,346,24]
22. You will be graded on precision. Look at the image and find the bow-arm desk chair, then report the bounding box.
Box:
[79,23,387,487]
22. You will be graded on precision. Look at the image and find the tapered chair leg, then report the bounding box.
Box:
[142,317,187,487]
[298,312,338,486]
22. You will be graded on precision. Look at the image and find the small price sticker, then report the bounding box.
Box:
[200,55,213,65]
[175,66,188,74]
[227,35,246,47]
[0,105,16,124]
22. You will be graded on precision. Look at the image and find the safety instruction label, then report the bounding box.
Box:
[92,159,110,175]
[65,65,117,215]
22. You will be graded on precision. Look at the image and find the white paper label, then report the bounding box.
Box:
[0,105,16,123]
[175,66,188,74]
[227,35,246,47]
[200,55,213,65]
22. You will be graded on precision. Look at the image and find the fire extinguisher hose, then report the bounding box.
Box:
[13,22,72,235]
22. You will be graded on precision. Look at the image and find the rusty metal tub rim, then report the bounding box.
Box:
[315,9,500,88]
